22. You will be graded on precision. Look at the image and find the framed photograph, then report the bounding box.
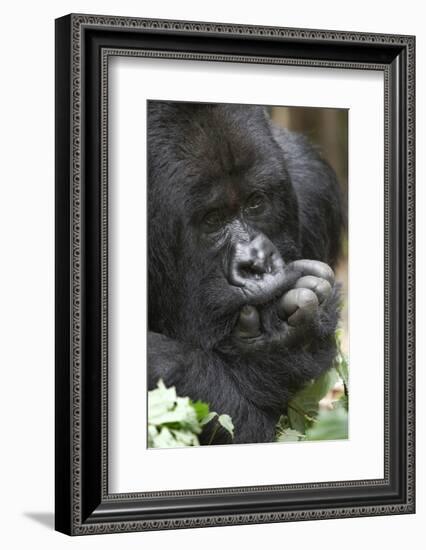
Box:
[55,14,415,535]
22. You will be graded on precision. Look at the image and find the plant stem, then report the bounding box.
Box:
[208,420,220,445]
[288,403,317,423]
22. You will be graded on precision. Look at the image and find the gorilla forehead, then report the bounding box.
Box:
[148,101,286,209]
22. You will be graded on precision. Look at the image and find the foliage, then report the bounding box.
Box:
[305,407,348,440]
[334,328,349,390]
[276,329,349,442]
[148,380,234,448]
[148,330,348,447]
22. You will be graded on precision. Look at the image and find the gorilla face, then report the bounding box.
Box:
[148,102,335,353]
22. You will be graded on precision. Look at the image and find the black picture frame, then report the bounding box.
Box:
[55,13,415,535]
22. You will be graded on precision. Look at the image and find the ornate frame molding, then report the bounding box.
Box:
[55,14,415,535]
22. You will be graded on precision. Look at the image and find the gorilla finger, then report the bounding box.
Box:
[294,275,332,304]
[289,259,335,286]
[235,305,261,338]
[278,288,319,326]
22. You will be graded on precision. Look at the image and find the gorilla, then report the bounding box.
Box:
[147,101,343,444]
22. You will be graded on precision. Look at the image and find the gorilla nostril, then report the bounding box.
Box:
[252,258,265,272]
[239,258,268,279]
[228,235,284,287]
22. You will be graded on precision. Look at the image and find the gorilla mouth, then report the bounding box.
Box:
[238,269,296,306]
[227,269,296,349]
[231,259,335,348]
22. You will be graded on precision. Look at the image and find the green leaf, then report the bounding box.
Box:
[149,426,175,448]
[276,415,290,432]
[148,379,178,423]
[148,380,201,433]
[337,393,349,412]
[148,424,159,448]
[200,411,218,426]
[147,380,235,447]
[169,429,200,447]
[149,426,200,448]
[305,407,348,441]
[191,400,210,422]
[310,367,339,400]
[155,398,200,432]
[276,428,305,443]
[334,330,349,387]
[218,414,234,438]
[287,398,318,433]
[287,368,339,433]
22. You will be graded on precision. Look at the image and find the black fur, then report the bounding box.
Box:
[147,101,343,444]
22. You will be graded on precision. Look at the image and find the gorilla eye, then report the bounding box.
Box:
[245,193,266,213]
[202,210,223,232]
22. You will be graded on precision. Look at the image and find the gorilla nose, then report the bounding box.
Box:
[228,234,282,287]
[242,247,273,277]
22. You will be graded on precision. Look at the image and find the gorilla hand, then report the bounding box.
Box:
[233,259,335,347]
[278,260,334,326]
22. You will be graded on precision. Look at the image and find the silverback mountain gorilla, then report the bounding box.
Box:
[147,101,343,444]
